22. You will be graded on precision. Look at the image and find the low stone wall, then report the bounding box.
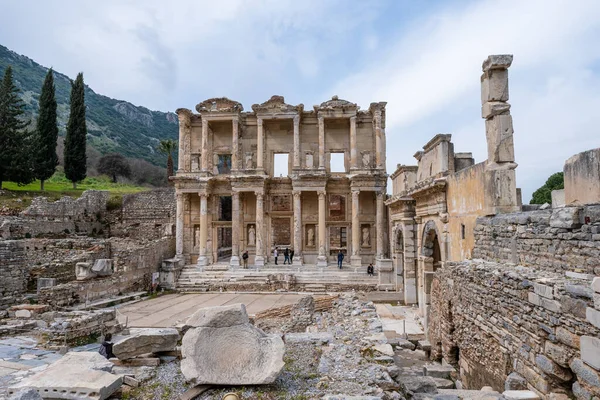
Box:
[40,309,119,348]
[473,204,600,274]
[429,260,600,398]
[564,148,600,205]
[0,241,28,309]
[39,237,175,307]
[110,189,175,240]
[22,190,109,220]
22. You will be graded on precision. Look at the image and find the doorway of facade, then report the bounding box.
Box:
[329,226,348,262]
[216,226,232,261]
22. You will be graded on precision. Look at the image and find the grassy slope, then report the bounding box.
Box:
[0,171,147,212]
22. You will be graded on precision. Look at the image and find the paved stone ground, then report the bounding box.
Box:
[117,293,326,328]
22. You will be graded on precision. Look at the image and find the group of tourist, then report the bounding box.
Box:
[239,248,375,275]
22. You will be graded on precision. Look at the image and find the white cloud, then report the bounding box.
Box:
[327,0,600,201]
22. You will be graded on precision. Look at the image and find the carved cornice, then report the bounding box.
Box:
[408,177,447,200]
[195,97,243,114]
[176,108,193,121]
[313,95,359,113]
[390,164,418,180]
[251,95,303,114]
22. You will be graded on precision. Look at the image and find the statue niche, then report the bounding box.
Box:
[361,151,371,168]
[248,225,256,246]
[361,225,371,247]
[306,225,316,247]
[245,152,254,170]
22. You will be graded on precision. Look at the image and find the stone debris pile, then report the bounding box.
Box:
[181,303,285,385]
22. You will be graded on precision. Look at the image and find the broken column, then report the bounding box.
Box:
[181,303,285,385]
[481,54,520,215]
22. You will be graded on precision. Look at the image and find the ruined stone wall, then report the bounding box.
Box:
[429,260,600,398]
[22,190,109,220]
[111,188,176,240]
[564,148,600,206]
[39,237,175,308]
[473,205,600,275]
[0,241,28,309]
[446,161,487,261]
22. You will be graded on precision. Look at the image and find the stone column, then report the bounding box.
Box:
[176,192,185,258]
[292,191,302,265]
[318,116,325,170]
[402,220,417,305]
[376,191,384,258]
[177,111,191,172]
[374,110,382,169]
[257,117,264,171]
[316,190,327,267]
[197,194,209,266]
[293,115,300,169]
[231,118,239,172]
[230,192,240,267]
[254,191,265,267]
[349,116,357,169]
[201,120,209,172]
[350,189,361,267]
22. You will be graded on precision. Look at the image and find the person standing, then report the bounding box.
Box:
[337,250,344,269]
[367,263,374,276]
[283,247,290,264]
[274,247,278,265]
[290,247,295,262]
[242,250,249,269]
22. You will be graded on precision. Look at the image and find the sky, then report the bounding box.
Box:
[1,0,600,201]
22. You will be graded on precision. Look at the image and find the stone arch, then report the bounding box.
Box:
[421,220,442,270]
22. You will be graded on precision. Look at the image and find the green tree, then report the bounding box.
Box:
[34,68,59,190]
[97,153,131,183]
[157,139,177,179]
[0,66,34,188]
[530,172,564,204]
[64,72,87,188]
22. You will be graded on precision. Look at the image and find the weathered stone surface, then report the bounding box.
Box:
[284,332,333,344]
[572,381,592,400]
[549,207,581,229]
[373,343,394,357]
[502,390,540,400]
[535,354,572,381]
[570,358,600,388]
[91,259,113,276]
[505,372,527,391]
[113,328,179,360]
[565,284,593,299]
[482,54,513,71]
[424,364,455,379]
[482,101,510,119]
[185,303,248,328]
[580,336,600,371]
[556,326,580,349]
[181,303,285,385]
[592,277,600,294]
[9,352,122,400]
[9,389,43,400]
[400,376,438,394]
[544,341,572,367]
[586,307,600,329]
[485,114,514,163]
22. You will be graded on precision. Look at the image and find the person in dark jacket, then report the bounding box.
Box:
[290,247,295,262]
[99,333,115,359]
[337,250,344,269]
[242,250,249,268]
[283,248,290,264]
[367,263,374,276]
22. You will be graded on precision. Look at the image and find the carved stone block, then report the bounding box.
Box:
[485,114,514,163]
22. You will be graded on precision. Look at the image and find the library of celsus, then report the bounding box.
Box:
[172,95,389,271]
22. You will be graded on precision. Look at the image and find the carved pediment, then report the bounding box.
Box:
[251,95,302,114]
[314,95,359,112]
[195,97,243,113]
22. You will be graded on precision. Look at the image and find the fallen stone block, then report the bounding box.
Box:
[502,390,541,400]
[424,364,455,379]
[400,376,438,394]
[8,352,122,400]
[284,332,333,344]
[418,340,432,351]
[113,328,179,360]
[181,303,285,385]
[505,372,527,391]
[433,378,455,389]
[91,259,113,276]
[373,343,394,357]
[122,376,139,388]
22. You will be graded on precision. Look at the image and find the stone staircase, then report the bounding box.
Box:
[176,263,381,293]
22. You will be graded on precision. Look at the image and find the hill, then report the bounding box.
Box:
[0,44,178,166]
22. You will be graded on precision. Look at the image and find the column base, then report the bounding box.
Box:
[350,255,362,267]
[292,256,303,266]
[316,256,328,267]
[229,255,240,268]
[197,255,208,267]
[254,255,265,268]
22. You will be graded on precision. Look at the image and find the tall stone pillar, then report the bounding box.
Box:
[350,189,361,267]
[293,115,300,169]
[292,191,302,265]
[197,194,209,267]
[231,118,239,171]
[318,116,325,170]
[402,220,417,305]
[376,191,384,258]
[374,110,383,169]
[230,192,240,267]
[176,109,191,172]
[201,120,209,172]
[349,116,357,169]
[317,190,327,267]
[254,191,265,267]
[176,192,185,258]
[257,118,264,171]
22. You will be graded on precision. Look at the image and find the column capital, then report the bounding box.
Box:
[176,192,185,200]
[317,190,327,198]
[349,115,357,123]
[257,117,263,127]
[351,188,360,195]
[293,114,300,124]
[376,191,385,199]
[255,191,264,198]
[232,191,240,200]
[293,190,302,199]
[318,115,324,125]
[373,109,382,120]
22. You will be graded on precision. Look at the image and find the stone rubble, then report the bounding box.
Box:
[112,328,179,360]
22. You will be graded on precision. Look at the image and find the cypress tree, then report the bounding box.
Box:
[0,66,34,189]
[64,72,87,189]
[35,68,59,191]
